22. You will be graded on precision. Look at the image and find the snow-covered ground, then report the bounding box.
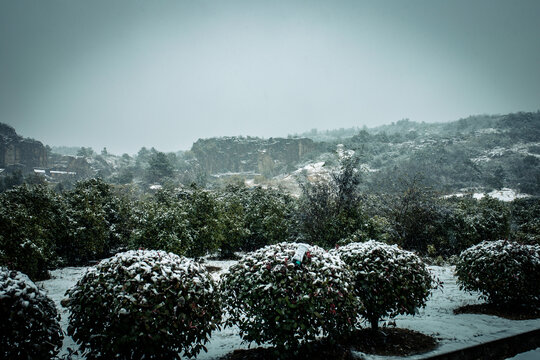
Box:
[473,188,530,202]
[39,267,89,357]
[470,142,540,164]
[443,188,530,202]
[507,347,540,360]
[38,263,540,359]
[355,266,540,360]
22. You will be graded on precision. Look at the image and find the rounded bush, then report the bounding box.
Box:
[455,240,540,306]
[66,250,221,359]
[0,267,63,359]
[220,242,360,352]
[334,240,436,330]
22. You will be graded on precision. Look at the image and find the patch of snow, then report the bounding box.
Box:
[471,142,540,164]
[477,188,529,202]
[475,128,502,135]
[212,171,260,178]
[470,155,491,164]
[508,142,540,157]
[336,144,355,159]
[294,161,326,175]
[488,147,507,157]
[507,347,540,360]
[443,188,530,202]
[50,170,76,175]
[292,161,332,183]
[354,266,540,360]
[442,193,467,199]
[149,184,162,190]
[360,163,380,173]
[203,259,238,282]
[38,267,89,358]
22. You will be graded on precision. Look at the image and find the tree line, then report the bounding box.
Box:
[1,160,538,282]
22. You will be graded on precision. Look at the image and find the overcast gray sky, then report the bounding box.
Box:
[1,0,539,154]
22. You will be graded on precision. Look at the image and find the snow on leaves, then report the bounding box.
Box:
[220,242,360,352]
[65,250,221,359]
[333,240,437,330]
[455,240,540,306]
[0,267,63,359]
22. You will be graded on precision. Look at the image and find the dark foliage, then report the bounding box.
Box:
[0,267,63,359]
[298,156,366,248]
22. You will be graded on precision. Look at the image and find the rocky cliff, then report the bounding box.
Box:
[191,136,322,177]
[0,123,47,170]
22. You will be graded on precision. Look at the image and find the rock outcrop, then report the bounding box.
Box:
[191,136,322,177]
[0,123,47,171]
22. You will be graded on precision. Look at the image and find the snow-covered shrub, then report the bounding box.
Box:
[220,242,360,352]
[455,240,540,306]
[66,250,221,359]
[0,267,63,359]
[334,240,436,330]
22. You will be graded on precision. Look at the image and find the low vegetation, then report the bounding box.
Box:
[455,240,540,307]
[0,267,63,359]
[0,113,538,357]
[334,240,437,330]
[220,242,359,353]
[0,169,537,282]
[65,250,221,359]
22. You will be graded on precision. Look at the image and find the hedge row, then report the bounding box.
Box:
[3,179,536,282]
[2,240,538,359]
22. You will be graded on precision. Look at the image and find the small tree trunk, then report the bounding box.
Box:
[370,317,379,331]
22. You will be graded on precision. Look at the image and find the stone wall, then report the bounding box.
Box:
[191,137,322,176]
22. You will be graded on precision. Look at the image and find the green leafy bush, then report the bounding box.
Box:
[64,178,132,265]
[0,184,70,280]
[242,187,297,251]
[215,185,250,258]
[334,240,436,330]
[447,196,510,253]
[220,242,360,352]
[455,240,540,306]
[298,157,366,249]
[510,198,540,245]
[0,267,63,359]
[129,198,192,256]
[66,250,221,359]
[179,187,224,258]
[336,216,392,246]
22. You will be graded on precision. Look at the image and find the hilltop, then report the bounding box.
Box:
[1,111,538,195]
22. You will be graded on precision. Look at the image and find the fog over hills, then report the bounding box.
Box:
[1,111,539,196]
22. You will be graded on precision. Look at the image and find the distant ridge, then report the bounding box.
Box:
[0,122,47,171]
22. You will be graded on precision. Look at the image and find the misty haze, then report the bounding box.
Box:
[0,1,539,359]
